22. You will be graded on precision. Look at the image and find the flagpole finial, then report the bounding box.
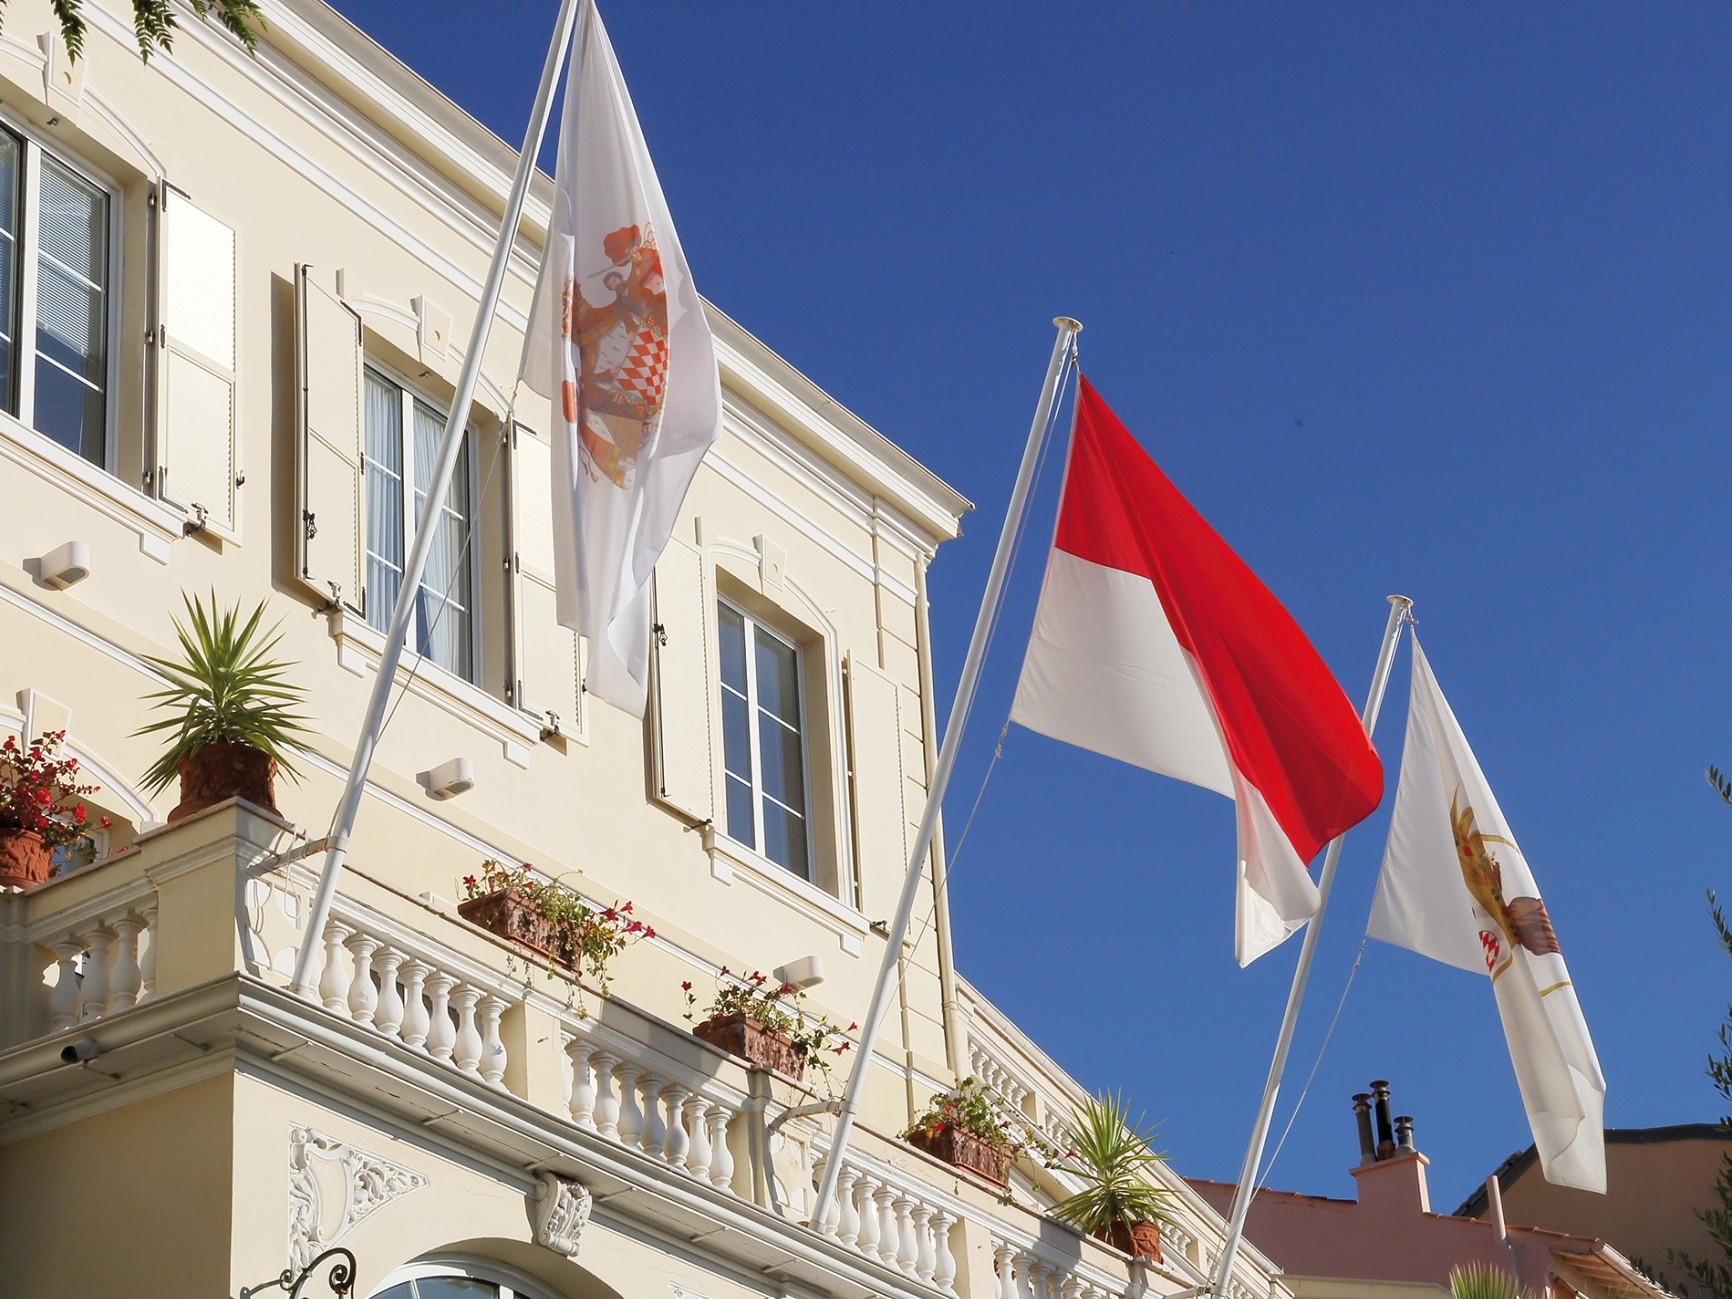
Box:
[1388,594,1414,617]
[1053,316,1083,333]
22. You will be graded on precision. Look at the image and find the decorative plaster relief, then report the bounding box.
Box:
[288,1125,428,1271]
[529,1171,593,1258]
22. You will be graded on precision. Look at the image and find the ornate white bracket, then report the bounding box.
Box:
[288,1125,428,1272]
[529,1171,593,1257]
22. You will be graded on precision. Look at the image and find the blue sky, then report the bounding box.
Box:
[327,1,1732,1211]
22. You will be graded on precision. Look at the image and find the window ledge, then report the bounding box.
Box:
[325,607,554,767]
[0,415,185,561]
[700,824,868,954]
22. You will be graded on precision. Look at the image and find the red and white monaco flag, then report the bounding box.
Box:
[1010,379,1382,965]
[1369,638,1605,1191]
[522,0,722,716]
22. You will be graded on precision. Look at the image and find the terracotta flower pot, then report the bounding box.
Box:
[1100,1220,1163,1263]
[0,827,52,890]
[168,740,278,822]
[692,1013,807,1080]
[459,889,579,969]
[906,1124,1013,1187]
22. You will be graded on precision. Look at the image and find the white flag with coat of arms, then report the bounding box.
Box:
[521,0,722,716]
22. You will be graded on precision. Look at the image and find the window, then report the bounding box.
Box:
[717,598,811,878]
[373,1261,556,1299]
[363,367,478,682]
[0,125,112,464]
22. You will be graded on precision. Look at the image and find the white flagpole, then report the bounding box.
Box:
[291,0,586,999]
[810,317,1081,1229]
[1208,593,1412,1297]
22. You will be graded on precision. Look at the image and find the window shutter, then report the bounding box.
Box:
[650,534,713,822]
[510,423,582,734]
[846,656,908,916]
[295,265,363,610]
[155,192,240,538]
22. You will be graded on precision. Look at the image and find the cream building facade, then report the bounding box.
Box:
[0,5,1293,1299]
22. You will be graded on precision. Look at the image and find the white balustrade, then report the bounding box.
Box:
[815,1157,962,1293]
[35,906,157,1035]
[558,1022,746,1197]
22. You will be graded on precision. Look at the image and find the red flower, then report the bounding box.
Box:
[644,927,656,939]
[463,874,476,887]
[73,805,86,824]
[98,816,112,830]
[681,981,692,992]
[33,787,50,805]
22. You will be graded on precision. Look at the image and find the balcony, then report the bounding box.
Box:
[0,800,1287,1299]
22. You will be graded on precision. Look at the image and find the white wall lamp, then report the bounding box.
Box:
[38,540,90,589]
[417,756,475,801]
[773,955,825,990]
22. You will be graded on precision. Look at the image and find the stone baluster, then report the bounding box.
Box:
[639,1074,666,1159]
[399,961,431,1049]
[591,1052,621,1139]
[614,1063,644,1149]
[425,972,457,1062]
[911,1203,937,1284]
[567,1039,598,1128]
[108,915,143,1013]
[451,985,483,1076]
[682,1095,711,1181]
[318,921,352,1012]
[932,1210,958,1293]
[854,1174,881,1261]
[895,1191,919,1276]
[136,903,158,1004]
[373,949,406,1039]
[661,1084,691,1169]
[706,1104,734,1192]
[993,1240,1020,1299]
[875,1182,900,1266]
[345,933,379,1026]
[79,927,111,1020]
[49,939,82,1031]
[478,996,508,1087]
[833,1164,861,1246]
[1017,1250,1039,1299]
[1028,1258,1052,1299]
[1061,1273,1085,1299]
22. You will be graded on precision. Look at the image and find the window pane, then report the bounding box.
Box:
[411,404,473,680]
[724,775,756,851]
[757,711,805,813]
[33,157,106,463]
[754,633,800,726]
[717,604,747,692]
[411,1280,500,1299]
[720,688,751,783]
[762,802,808,878]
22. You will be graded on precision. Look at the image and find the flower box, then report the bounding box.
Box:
[459,889,578,969]
[0,828,51,890]
[692,1013,807,1080]
[906,1124,1012,1187]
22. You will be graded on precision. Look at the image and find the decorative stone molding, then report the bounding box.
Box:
[530,1171,593,1257]
[289,1125,428,1271]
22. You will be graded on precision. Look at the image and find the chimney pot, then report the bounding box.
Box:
[1371,1080,1396,1160]
[1395,1114,1415,1151]
[1352,1093,1375,1163]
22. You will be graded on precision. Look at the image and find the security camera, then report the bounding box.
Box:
[60,1037,100,1064]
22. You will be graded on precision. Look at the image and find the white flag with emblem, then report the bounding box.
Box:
[521,0,722,716]
[1369,637,1605,1192]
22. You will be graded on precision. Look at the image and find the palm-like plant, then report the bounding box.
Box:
[1048,1093,1173,1242]
[135,593,311,794]
[1448,1263,1521,1299]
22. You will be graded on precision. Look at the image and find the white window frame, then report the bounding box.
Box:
[370,1257,559,1299]
[717,595,816,880]
[361,362,482,686]
[0,111,121,474]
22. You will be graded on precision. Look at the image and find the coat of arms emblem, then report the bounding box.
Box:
[560,223,670,488]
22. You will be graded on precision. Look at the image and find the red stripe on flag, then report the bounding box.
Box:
[1054,378,1382,862]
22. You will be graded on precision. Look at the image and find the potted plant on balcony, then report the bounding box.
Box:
[0,731,108,889]
[682,969,854,1083]
[136,592,312,822]
[1047,1093,1172,1262]
[903,1078,1018,1186]
[460,858,651,1014]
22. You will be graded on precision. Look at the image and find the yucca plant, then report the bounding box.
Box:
[1048,1093,1173,1255]
[1448,1263,1522,1299]
[135,593,311,801]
